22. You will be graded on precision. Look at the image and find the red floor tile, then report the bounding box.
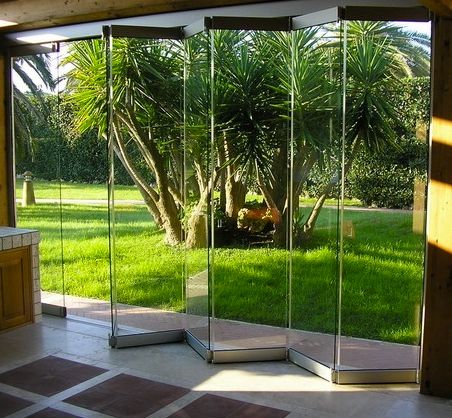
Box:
[0,356,106,396]
[64,373,189,418]
[0,391,33,417]
[169,394,289,418]
[28,407,80,417]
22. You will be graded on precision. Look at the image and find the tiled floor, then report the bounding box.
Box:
[0,315,451,418]
[0,392,33,417]
[27,409,80,418]
[168,394,289,418]
[0,356,106,397]
[65,374,191,417]
[0,354,287,418]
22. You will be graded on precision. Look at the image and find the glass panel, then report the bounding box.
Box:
[13,47,66,311]
[210,28,290,352]
[184,30,211,348]
[58,40,111,322]
[289,20,342,368]
[108,33,185,337]
[338,20,431,371]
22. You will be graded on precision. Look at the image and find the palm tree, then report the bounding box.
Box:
[13,53,56,161]
[65,38,188,246]
[264,28,335,245]
[64,22,429,247]
[213,30,286,223]
[300,21,430,239]
[344,21,430,76]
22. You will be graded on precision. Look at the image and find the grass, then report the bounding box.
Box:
[16,179,142,201]
[210,209,423,344]
[16,184,424,346]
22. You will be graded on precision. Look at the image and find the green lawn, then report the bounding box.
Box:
[16,191,424,346]
[16,179,142,201]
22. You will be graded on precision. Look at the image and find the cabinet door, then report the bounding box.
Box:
[0,247,32,330]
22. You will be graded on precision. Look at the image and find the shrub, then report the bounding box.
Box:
[347,137,427,209]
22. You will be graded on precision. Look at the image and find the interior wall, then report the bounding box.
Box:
[421,15,452,398]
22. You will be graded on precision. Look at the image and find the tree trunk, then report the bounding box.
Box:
[225,175,246,221]
[157,201,182,246]
[272,210,287,247]
[256,162,286,247]
[111,117,183,246]
[303,139,360,238]
[185,199,208,248]
[264,143,288,248]
[302,191,329,239]
[219,169,226,213]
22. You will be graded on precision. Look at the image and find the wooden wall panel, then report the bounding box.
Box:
[420,16,452,398]
[422,0,452,16]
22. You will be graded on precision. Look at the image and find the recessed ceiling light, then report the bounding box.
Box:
[16,34,68,44]
[0,19,18,28]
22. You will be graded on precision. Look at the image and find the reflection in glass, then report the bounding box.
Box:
[59,40,110,321]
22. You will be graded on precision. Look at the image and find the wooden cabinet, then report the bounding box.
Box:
[0,246,32,331]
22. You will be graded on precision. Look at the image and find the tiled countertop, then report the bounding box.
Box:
[0,227,38,237]
[0,227,40,251]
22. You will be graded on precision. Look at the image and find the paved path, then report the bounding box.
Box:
[18,198,412,213]
[17,198,144,206]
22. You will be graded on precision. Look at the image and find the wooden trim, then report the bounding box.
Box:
[421,1,452,17]
[0,0,276,33]
[420,15,452,398]
[5,51,15,228]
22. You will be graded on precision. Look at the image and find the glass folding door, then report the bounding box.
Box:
[287,8,343,379]
[184,22,211,356]
[58,39,111,322]
[102,7,430,383]
[336,8,430,384]
[11,44,67,317]
[207,18,291,362]
[106,26,186,347]
[12,40,112,323]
